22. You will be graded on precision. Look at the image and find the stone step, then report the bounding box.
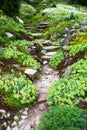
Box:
[42,45,60,52]
[32,33,43,39]
[24,68,37,80]
[41,55,52,61]
[40,40,52,46]
[37,23,49,29]
[45,51,56,56]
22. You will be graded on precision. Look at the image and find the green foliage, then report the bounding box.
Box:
[0,0,21,17]
[0,47,41,70]
[52,39,61,46]
[8,40,33,53]
[65,59,87,78]
[50,50,64,69]
[47,75,87,106]
[0,72,37,109]
[38,105,87,130]
[20,3,36,23]
[64,42,87,57]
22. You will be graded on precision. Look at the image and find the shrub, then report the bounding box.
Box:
[64,42,87,57]
[0,47,41,70]
[47,76,87,106]
[50,50,64,69]
[0,0,21,17]
[38,105,87,130]
[0,72,37,109]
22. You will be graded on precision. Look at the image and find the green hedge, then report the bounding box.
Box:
[0,72,37,109]
[38,105,87,130]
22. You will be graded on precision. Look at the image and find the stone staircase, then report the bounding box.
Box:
[40,39,60,61]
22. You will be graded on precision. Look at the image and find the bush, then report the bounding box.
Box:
[38,105,87,130]
[50,50,64,69]
[0,0,21,17]
[47,76,87,106]
[0,72,37,109]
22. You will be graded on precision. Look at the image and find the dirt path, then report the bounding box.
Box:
[19,64,59,130]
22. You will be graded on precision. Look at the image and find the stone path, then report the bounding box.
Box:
[18,35,60,130]
[19,64,59,130]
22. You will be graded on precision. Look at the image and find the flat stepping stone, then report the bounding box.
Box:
[37,23,49,29]
[41,55,52,61]
[24,68,37,80]
[42,45,60,51]
[40,40,52,45]
[45,51,56,56]
[32,33,43,38]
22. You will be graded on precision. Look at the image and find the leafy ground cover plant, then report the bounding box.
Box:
[64,42,87,57]
[0,47,41,70]
[0,71,37,109]
[47,76,87,106]
[38,105,87,130]
[65,58,87,78]
[50,50,64,69]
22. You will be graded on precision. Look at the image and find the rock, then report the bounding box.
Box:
[21,115,27,120]
[63,28,70,34]
[16,16,24,24]
[37,23,49,29]
[41,50,47,54]
[32,33,43,38]
[42,45,60,51]
[7,112,10,118]
[0,109,7,115]
[56,33,61,38]
[22,111,27,116]
[41,55,52,61]
[40,40,52,45]
[80,20,87,26]
[2,122,7,128]
[11,121,17,127]
[23,124,31,130]
[12,126,18,130]
[62,34,68,38]
[13,64,20,69]
[63,66,72,78]
[19,120,25,126]
[6,32,14,38]
[7,126,11,130]
[24,68,37,80]
[70,29,76,34]
[43,61,48,65]
[14,116,19,121]
[25,108,29,112]
[26,46,37,54]
[45,51,56,56]
[80,26,85,32]
[73,23,80,29]
[60,38,65,45]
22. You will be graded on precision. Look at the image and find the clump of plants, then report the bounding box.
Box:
[71,33,87,45]
[64,42,87,57]
[0,47,41,70]
[20,3,36,23]
[65,58,87,78]
[47,75,87,106]
[0,71,37,109]
[50,50,64,69]
[38,105,87,130]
